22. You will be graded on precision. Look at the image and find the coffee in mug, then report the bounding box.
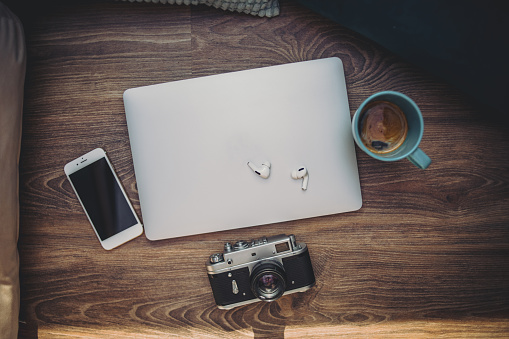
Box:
[359,100,408,154]
[351,91,431,169]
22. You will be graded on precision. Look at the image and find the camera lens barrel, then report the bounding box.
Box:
[250,261,287,301]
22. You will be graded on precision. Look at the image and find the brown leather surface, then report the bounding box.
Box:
[0,2,25,338]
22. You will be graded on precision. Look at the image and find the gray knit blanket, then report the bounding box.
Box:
[122,0,280,17]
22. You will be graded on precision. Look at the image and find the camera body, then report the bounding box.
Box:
[206,234,315,309]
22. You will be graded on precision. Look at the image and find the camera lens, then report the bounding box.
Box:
[250,261,286,301]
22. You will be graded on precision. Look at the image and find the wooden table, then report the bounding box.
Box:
[15,0,509,337]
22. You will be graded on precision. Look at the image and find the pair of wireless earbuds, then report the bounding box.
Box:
[247,161,309,190]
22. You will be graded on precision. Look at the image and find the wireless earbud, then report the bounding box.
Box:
[291,166,309,190]
[247,161,271,179]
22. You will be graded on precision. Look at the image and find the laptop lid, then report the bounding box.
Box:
[124,57,362,241]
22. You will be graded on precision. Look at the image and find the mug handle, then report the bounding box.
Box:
[407,148,431,169]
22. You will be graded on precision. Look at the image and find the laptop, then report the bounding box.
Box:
[123,57,362,241]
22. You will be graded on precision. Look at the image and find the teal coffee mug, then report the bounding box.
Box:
[351,91,431,169]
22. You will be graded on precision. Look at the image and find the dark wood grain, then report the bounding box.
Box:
[15,0,509,337]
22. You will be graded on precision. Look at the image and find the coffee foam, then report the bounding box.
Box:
[360,101,408,154]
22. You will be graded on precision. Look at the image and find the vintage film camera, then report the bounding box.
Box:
[206,234,315,309]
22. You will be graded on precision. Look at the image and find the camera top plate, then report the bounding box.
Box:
[206,234,307,274]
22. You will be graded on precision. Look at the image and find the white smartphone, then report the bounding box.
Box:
[64,148,143,250]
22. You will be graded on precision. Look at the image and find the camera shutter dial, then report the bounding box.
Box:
[234,240,249,250]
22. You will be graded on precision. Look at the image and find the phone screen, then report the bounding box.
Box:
[69,157,138,240]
